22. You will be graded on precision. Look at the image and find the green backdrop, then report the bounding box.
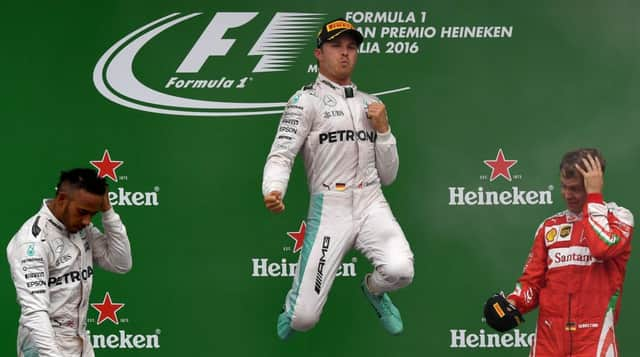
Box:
[2,1,639,356]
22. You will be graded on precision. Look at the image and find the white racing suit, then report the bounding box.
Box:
[6,200,132,357]
[262,73,414,331]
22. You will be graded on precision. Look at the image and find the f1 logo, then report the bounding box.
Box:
[94,11,325,116]
[176,12,324,73]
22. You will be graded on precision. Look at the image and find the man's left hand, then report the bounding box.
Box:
[366,102,390,134]
[575,154,604,194]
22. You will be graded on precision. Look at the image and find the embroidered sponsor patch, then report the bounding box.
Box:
[548,246,601,269]
[545,227,557,243]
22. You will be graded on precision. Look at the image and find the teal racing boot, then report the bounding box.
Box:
[361,274,404,335]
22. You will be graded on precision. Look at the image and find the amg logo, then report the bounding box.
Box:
[314,236,331,294]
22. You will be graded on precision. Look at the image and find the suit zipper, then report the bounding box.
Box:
[343,95,362,184]
[568,293,573,356]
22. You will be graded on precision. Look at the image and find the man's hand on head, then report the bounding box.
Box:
[101,189,112,212]
[264,191,285,213]
[575,154,604,194]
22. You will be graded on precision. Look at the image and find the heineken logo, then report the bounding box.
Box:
[251,220,358,278]
[448,186,553,206]
[89,150,161,207]
[88,292,162,350]
[108,187,160,207]
[483,148,517,182]
[448,149,554,206]
[87,330,161,350]
[450,329,534,349]
[90,149,123,182]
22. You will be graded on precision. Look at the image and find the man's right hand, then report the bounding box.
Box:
[264,191,285,213]
[575,154,604,194]
[484,292,525,332]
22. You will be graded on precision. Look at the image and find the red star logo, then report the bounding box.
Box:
[483,149,518,181]
[287,221,306,253]
[90,149,123,182]
[91,292,125,325]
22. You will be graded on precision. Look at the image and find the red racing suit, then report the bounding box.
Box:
[508,193,633,357]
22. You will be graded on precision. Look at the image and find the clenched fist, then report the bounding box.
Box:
[264,191,285,213]
[366,102,390,134]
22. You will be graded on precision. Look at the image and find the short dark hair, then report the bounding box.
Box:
[560,148,606,178]
[56,168,107,196]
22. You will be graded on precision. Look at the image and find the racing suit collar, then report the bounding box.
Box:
[317,73,358,98]
[40,199,67,233]
[565,209,583,222]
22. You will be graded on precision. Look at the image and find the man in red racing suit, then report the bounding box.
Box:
[508,149,633,357]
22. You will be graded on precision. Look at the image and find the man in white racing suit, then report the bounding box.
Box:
[262,18,414,339]
[7,168,132,357]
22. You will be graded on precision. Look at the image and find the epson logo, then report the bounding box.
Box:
[27,280,46,288]
[279,126,297,134]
